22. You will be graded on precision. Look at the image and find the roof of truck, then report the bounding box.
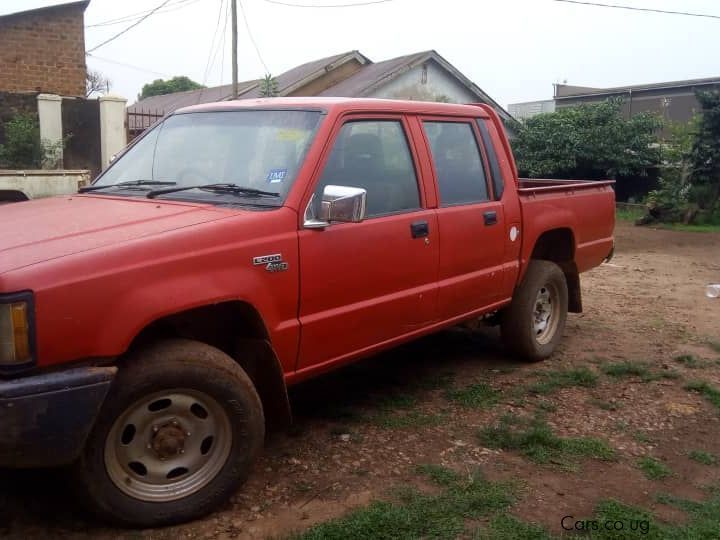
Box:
[175,97,492,118]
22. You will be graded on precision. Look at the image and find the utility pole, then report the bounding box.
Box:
[231,0,238,99]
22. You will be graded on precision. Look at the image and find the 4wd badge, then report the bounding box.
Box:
[253,253,288,272]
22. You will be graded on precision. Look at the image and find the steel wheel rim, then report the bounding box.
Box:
[532,282,559,345]
[104,388,232,502]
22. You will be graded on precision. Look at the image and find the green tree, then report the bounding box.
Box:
[512,98,663,179]
[259,74,279,98]
[687,90,720,212]
[139,76,204,100]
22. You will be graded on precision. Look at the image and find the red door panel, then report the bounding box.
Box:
[297,210,438,369]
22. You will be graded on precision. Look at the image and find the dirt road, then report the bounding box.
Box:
[2,221,719,539]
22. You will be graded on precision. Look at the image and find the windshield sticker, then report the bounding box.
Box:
[267,168,288,183]
[277,129,305,141]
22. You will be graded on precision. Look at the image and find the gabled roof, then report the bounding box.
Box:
[128,50,369,113]
[319,50,513,123]
[0,1,90,20]
[128,49,513,124]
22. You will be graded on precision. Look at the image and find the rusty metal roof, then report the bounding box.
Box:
[128,51,368,115]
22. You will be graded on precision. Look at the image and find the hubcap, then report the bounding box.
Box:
[533,283,559,345]
[104,389,232,502]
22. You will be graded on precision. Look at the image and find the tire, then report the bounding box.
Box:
[501,260,568,362]
[74,339,265,527]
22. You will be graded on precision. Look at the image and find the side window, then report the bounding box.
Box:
[316,120,420,217]
[424,121,490,206]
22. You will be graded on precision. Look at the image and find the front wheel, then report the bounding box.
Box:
[501,260,568,362]
[74,339,265,527]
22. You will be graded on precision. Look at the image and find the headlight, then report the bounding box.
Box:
[0,292,35,368]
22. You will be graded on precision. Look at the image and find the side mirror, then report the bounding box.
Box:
[304,185,367,229]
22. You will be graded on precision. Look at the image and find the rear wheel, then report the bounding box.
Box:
[501,260,568,362]
[74,339,264,527]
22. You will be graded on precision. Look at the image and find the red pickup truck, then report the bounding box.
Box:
[0,98,614,526]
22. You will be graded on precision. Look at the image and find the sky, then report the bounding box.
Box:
[3,0,719,107]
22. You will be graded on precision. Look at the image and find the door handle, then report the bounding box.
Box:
[483,211,498,226]
[411,220,429,238]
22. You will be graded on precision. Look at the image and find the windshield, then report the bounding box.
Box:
[93,110,323,204]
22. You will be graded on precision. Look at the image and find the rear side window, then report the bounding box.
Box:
[423,121,489,206]
[477,119,504,200]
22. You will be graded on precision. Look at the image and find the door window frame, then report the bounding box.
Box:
[300,113,430,227]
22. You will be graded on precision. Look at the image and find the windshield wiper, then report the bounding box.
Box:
[146,183,280,199]
[79,180,177,193]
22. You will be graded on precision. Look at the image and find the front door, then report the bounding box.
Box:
[297,116,438,371]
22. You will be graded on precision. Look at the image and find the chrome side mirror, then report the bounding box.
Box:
[304,185,367,229]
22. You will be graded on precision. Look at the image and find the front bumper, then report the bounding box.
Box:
[0,366,116,468]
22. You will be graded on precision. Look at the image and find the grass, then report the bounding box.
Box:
[637,456,672,480]
[685,380,720,413]
[445,382,500,408]
[526,367,598,395]
[294,466,516,540]
[616,206,645,222]
[689,450,718,466]
[478,415,614,467]
[674,354,706,369]
[474,514,552,540]
[602,361,653,380]
[601,360,678,382]
[633,431,653,444]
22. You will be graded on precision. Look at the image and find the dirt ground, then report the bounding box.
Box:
[1,221,719,539]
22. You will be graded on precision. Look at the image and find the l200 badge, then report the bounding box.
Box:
[253,253,288,272]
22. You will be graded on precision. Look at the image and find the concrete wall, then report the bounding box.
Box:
[0,3,88,96]
[368,60,478,103]
[509,100,556,120]
[0,169,89,201]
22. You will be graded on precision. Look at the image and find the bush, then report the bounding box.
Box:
[0,113,66,169]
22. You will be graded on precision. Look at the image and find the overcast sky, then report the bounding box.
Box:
[4,0,719,107]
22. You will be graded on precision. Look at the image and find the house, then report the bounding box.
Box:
[128,49,514,128]
[0,1,90,97]
[510,76,720,126]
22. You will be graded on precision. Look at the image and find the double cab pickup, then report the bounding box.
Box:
[0,98,614,526]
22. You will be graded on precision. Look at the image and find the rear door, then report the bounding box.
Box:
[420,118,507,319]
[296,115,439,371]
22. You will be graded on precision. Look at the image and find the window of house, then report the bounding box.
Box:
[423,121,490,206]
[315,120,421,217]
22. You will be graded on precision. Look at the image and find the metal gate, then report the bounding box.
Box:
[126,108,164,142]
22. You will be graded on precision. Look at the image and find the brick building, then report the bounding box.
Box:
[0,1,90,97]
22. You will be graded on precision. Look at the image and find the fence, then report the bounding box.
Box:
[126,108,164,142]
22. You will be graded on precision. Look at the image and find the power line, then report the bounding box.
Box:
[551,0,720,20]
[239,0,270,74]
[86,0,198,27]
[263,0,393,7]
[86,52,171,77]
[219,0,230,85]
[203,0,227,84]
[87,0,174,53]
